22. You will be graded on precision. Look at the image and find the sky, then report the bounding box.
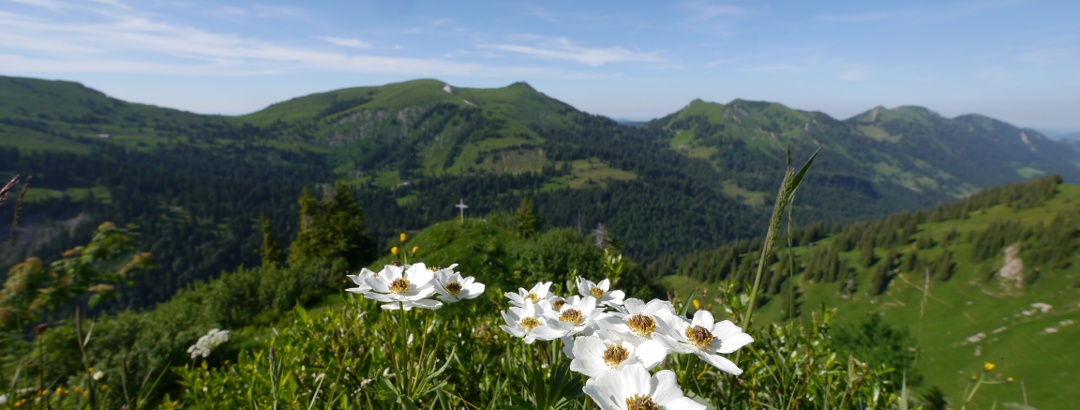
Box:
[2,0,1079,131]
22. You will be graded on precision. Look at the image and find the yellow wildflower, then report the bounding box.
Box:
[983,362,996,372]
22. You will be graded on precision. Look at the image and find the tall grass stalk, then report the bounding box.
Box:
[743,147,818,329]
[728,147,817,410]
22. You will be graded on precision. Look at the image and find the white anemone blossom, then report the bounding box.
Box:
[506,281,553,309]
[576,277,625,307]
[432,264,485,303]
[499,299,550,344]
[345,267,378,294]
[362,263,442,311]
[187,328,230,359]
[598,298,678,345]
[569,335,666,379]
[535,295,605,339]
[657,310,753,376]
[583,362,705,410]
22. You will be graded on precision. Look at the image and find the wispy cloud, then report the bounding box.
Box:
[0,3,538,77]
[836,68,866,81]
[526,5,558,23]
[680,0,747,21]
[814,0,1028,26]
[484,36,662,66]
[313,35,373,49]
[1017,47,1074,66]
[8,0,66,11]
[813,11,893,23]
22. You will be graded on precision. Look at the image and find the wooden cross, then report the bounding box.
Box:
[455,198,468,224]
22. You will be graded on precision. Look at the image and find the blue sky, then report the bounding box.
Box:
[2,0,1078,131]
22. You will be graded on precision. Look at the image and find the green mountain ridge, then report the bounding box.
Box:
[651,98,1080,205]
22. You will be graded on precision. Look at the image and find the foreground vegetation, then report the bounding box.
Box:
[1,171,1076,408]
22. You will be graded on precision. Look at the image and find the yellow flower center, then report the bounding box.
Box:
[520,317,540,332]
[526,292,539,303]
[603,344,630,368]
[559,308,583,326]
[444,281,462,295]
[589,286,606,299]
[389,278,410,294]
[551,298,567,311]
[625,394,660,410]
[627,314,657,338]
[685,325,716,350]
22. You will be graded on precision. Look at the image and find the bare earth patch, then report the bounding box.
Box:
[998,243,1024,293]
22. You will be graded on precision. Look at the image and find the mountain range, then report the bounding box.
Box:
[2,74,1079,307]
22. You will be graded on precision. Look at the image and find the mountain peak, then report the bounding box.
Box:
[509,81,535,91]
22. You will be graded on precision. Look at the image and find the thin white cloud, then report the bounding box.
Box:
[8,0,66,11]
[484,37,662,66]
[526,5,558,23]
[1017,48,1074,66]
[314,35,373,49]
[0,4,541,77]
[836,69,866,81]
[681,0,747,20]
[813,11,893,23]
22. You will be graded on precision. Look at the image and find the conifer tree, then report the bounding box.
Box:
[516,197,541,238]
[258,213,283,268]
[287,182,375,270]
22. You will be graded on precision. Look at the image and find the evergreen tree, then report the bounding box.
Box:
[858,240,877,268]
[258,213,284,268]
[287,182,375,270]
[516,197,541,238]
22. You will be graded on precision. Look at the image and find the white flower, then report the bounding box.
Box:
[345,267,378,294]
[187,328,230,359]
[569,335,666,379]
[0,393,7,405]
[92,370,105,381]
[506,281,553,308]
[577,277,625,307]
[583,363,705,410]
[499,299,549,344]
[363,263,442,311]
[537,296,604,339]
[598,298,679,348]
[657,310,753,376]
[432,264,485,303]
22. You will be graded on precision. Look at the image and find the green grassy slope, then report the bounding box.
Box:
[661,181,1080,409]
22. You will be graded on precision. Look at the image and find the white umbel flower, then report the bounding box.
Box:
[363,263,442,311]
[583,362,705,410]
[187,328,230,359]
[432,264,485,303]
[657,310,753,376]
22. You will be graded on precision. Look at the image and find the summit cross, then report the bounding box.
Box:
[455,199,468,224]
